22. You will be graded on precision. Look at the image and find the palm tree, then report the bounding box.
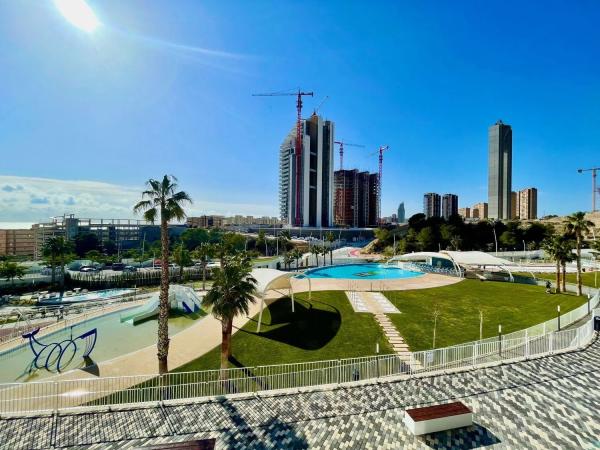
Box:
[283,252,294,270]
[325,232,335,265]
[320,245,329,266]
[192,243,214,290]
[42,236,73,289]
[565,212,594,296]
[173,242,192,281]
[558,235,575,293]
[202,254,257,373]
[134,175,192,374]
[542,235,562,293]
[290,248,303,271]
[311,245,321,267]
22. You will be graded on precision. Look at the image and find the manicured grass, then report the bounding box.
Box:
[517,271,599,289]
[175,291,392,372]
[251,256,279,265]
[384,279,589,352]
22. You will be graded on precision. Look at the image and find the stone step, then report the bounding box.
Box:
[393,344,409,349]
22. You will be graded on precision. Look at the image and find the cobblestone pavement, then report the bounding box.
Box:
[2,336,599,449]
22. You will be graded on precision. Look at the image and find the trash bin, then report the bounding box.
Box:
[594,316,600,332]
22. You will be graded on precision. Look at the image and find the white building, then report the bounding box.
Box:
[279,113,334,227]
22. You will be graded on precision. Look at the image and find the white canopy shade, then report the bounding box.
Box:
[252,269,296,333]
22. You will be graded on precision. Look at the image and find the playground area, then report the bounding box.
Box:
[0,285,204,383]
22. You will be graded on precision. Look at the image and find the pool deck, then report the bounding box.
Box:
[290,272,462,293]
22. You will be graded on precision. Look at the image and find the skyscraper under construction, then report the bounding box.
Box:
[333,169,379,228]
[279,113,334,227]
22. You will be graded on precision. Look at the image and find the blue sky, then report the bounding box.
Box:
[1,0,599,224]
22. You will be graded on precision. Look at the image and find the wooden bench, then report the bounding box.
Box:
[404,402,472,435]
[141,439,216,450]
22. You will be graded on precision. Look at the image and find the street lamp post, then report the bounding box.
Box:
[498,324,502,357]
[492,223,498,255]
[557,304,561,331]
[432,310,440,349]
[479,310,483,341]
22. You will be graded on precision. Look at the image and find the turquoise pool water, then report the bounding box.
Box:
[304,264,423,280]
[0,305,201,383]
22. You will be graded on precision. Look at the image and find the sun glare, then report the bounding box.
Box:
[53,0,101,33]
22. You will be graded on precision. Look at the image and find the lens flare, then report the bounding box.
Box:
[53,0,101,33]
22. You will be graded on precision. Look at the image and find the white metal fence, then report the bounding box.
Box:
[0,298,598,416]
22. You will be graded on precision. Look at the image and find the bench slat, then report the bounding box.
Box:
[406,401,471,422]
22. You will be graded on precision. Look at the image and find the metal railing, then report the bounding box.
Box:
[0,301,597,416]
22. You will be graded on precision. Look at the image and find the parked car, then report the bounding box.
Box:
[123,265,137,273]
[80,266,99,273]
[111,262,126,271]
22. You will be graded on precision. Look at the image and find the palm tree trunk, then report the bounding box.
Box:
[576,237,582,296]
[555,260,561,294]
[51,260,56,285]
[202,263,206,291]
[220,317,230,371]
[226,317,233,359]
[157,218,170,374]
[562,262,567,292]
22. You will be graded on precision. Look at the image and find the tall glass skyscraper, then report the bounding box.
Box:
[488,120,512,219]
[397,202,406,223]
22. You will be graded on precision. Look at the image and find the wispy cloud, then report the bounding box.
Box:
[0,176,275,223]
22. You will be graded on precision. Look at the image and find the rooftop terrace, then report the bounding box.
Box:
[2,335,599,449]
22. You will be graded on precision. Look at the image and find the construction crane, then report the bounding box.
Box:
[370,145,391,224]
[253,89,314,226]
[577,167,600,212]
[313,95,329,115]
[334,141,365,170]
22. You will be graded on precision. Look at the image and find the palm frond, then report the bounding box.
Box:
[133,200,153,214]
[143,208,158,224]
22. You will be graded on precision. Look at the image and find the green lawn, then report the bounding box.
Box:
[251,256,279,265]
[384,279,589,352]
[517,271,599,289]
[175,291,392,372]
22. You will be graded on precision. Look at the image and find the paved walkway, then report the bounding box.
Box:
[344,291,410,360]
[291,273,461,293]
[3,336,599,449]
[373,314,411,361]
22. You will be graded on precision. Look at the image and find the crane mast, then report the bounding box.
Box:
[253,89,314,226]
[577,167,600,212]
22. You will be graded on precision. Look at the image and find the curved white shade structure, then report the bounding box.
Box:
[252,269,296,333]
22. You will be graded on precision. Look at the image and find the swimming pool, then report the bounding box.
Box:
[37,288,135,305]
[304,264,423,280]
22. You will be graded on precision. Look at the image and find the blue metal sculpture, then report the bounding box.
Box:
[22,327,98,372]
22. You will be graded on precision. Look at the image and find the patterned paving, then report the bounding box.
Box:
[2,336,600,449]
